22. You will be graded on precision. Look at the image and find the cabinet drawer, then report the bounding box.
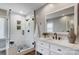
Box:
[36,40,49,49]
[36,45,49,55]
[50,51,61,55]
[50,44,63,54]
[74,51,79,55]
[50,44,74,55]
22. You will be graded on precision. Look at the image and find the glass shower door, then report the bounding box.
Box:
[25,18,34,49]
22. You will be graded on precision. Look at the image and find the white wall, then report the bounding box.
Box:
[25,12,34,48]
[10,13,26,47]
[35,3,75,36]
[25,19,34,48]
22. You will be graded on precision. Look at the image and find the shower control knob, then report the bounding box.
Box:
[32,42,34,45]
[32,41,36,48]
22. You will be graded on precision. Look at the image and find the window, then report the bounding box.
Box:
[0,18,5,39]
[47,23,53,32]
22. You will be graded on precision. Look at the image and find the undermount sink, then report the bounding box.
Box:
[42,37,51,40]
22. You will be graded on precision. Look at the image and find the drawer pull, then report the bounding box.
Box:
[41,49,43,51]
[58,49,61,51]
[41,43,43,45]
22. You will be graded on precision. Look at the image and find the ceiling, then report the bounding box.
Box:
[0,3,45,15]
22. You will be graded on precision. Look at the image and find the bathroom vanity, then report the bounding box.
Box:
[36,38,79,55]
[35,4,79,55]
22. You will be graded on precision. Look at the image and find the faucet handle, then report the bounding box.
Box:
[52,36,54,39]
[58,37,61,40]
[54,33,57,35]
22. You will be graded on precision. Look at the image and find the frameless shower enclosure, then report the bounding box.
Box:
[8,10,35,55]
[25,17,35,49]
[0,8,35,55]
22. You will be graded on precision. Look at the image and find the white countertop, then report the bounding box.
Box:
[37,38,79,50]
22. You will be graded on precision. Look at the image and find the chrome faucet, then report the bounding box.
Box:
[54,33,57,40]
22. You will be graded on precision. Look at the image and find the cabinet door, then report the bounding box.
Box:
[74,51,79,55]
[36,45,49,55]
[50,44,64,54]
[50,44,74,55]
[63,49,75,55]
[36,40,49,49]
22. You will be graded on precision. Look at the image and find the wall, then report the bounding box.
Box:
[25,12,35,48]
[35,3,75,37]
[0,9,7,17]
[10,12,26,47]
[24,18,34,48]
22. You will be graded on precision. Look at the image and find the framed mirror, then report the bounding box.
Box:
[46,6,74,33]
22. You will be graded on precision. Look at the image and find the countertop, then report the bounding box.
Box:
[37,38,79,51]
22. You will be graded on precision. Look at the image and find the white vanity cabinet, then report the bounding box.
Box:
[36,39,79,55]
[74,50,79,55]
[36,40,49,55]
[50,44,75,55]
[50,51,61,55]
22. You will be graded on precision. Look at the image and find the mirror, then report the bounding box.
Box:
[46,6,74,33]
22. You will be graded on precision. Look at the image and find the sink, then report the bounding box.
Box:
[40,37,51,40]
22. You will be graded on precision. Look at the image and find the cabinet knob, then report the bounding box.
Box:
[41,43,43,45]
[58,49,61,51]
